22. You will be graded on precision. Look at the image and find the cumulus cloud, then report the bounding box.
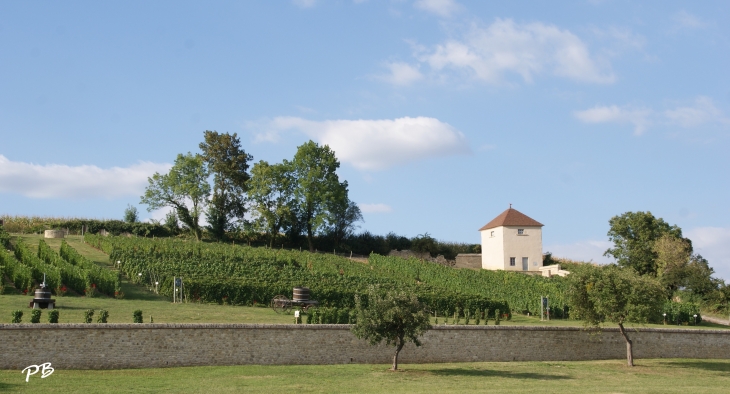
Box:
[358,203,393,213]
[686,227,730,282]
[0,155,171,199]
[413,18,615,85]
[413,0,462,18]
[376,62,424,86]
[574,105,653,135]
[545,240,614,264]
[259,116,470,170]
[575,96,729,135]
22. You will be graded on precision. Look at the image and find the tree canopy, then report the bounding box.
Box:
[568,264,665,366]
[352,287,432,370]
[247,160,295,247]
[604,211,689,276]
[140,153,210,241]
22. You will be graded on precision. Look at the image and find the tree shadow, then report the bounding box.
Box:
[0,382,21,391]
[429,368,572,380]
[665,360,730,374]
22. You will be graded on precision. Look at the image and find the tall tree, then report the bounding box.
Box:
[326,184,363,248]
[352,287,432,371]
[247,160,295,247]
[199,131,252,240]
[291,141,344,252]
[140,153,210,241]
[568,265,665,367]
[653,234,692,293]
[604,211,689,276]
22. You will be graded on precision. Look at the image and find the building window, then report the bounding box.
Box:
[509,257,516,266]
[490,231,494,237]
[517,229,524,235]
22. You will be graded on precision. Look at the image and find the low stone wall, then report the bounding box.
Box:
[43,229,66,239]
[455,253,481,269]
[1,324,729,370]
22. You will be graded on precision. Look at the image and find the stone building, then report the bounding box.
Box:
[479,207,543,272]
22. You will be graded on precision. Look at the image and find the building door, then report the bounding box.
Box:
[522,257,528,271]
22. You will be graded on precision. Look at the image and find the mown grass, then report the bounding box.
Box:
[1,359,729,393]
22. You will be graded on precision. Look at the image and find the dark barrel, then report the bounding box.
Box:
[293,287,310,302]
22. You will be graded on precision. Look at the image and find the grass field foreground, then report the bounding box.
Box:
[1,359,729,393]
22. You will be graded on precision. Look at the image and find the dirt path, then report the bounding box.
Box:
[702,315,729,326]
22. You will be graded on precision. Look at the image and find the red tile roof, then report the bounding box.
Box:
[478,208,543,231]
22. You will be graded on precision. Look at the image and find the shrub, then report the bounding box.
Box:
[48,309,59,324]
[133,310,143,323]
[84,309,94,323]
[97,309,109,323]
[30,309,42,324]
[494,309,501,325]
[11,310,23,323]
[474,310,480,325]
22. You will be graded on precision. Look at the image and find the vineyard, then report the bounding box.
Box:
[84,234,571,317]
[0,226,120,297]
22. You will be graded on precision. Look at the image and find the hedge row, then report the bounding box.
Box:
[13,240,62,292]
[59,240,120,297]
[0,249,33,292]
[37,240,89,296]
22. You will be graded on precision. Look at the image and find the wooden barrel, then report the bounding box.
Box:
[293,287,310,302]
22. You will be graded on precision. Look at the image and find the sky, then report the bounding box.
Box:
[1,1,729,279]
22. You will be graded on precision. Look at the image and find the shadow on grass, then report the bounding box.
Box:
[665,360,730,374]
[429,368,572,380]
[0,382,21,391]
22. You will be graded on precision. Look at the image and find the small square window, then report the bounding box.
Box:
[490,231,494,237]
[517,229,524,235]
[509,257,516,266]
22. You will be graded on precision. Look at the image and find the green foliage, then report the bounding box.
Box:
[38,240,86,295]
[662,301,701,325]
[59,240,119,297]
[352,287,432,370]
[0,215,171,237]
[97,309,109,323]
[30,309,42,323]
[248,160,295,247]
[0,225,11,248]
[84,309,94,323]
[13,238,62,292]
[604,211,688,276]
[123,204,139,223]
[47,309,59,323]
[0,248,33,293]
[141,152,211,241]
[11,310,23,323]
[494,309,501,325]
[133,310,143,323]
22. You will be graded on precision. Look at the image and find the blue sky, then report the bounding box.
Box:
[1,1,729,279]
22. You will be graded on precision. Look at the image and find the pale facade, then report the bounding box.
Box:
[479,208,543,272]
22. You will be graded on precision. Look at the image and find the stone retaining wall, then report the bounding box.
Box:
[1,324,728,370]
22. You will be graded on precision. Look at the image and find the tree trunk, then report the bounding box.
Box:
[392,341,404,371]
[618,323,634,367]
[307,224,314,253]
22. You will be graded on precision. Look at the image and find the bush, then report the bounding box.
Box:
[494,308,501,325]
[133,310,143,323]
[30,309,42,324]
[11,310,23,323]
[84,309,94,323]
[97,309,109,323]
[48,309,59,324]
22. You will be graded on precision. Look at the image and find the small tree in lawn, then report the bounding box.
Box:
[351,287,432,371]
[568,264,665,367]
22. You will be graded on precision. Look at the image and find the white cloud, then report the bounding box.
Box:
[292,0,317,9]
[413,0,462,18]
[414,18,615,85]
[0,155,171,199]
[673,10,707,29]
[573,105,653,135]
[260,116,470,170]
[545,240,614,264]
[575,96,729,135]
[377,62,424,86]
[664,96,729,128]
[359,203,393,213]
[686,227,730,282]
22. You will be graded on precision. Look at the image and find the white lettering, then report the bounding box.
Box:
[21,363,54,382]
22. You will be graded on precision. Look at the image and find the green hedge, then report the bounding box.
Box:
[662,301,702,325]
[13,239,62,292]
[59,240,120,297]
[0,249,32,292]
[37,240,87,295]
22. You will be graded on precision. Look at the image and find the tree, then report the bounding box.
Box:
[352,287,432,371]
[653,234,692,293]
[247,160,295,247]
[140,153,210,241]
[199,131,252,240]
[291,141,344,252]
[326,191,363,248]
[123,204,139,223]
[568,265,665,367]
[604,211,689,276]
[163,210,180,235]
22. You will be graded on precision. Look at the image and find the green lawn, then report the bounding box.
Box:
[1,359,729,393]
